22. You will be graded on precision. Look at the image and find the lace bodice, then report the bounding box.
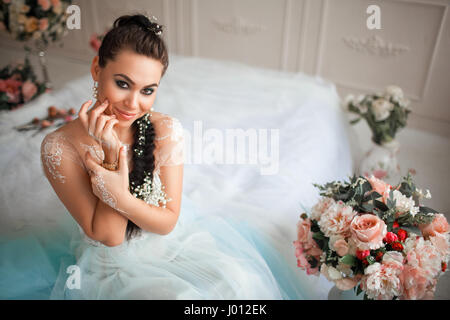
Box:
[41,114,185,248]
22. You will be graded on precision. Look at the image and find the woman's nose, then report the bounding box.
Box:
[125,91,139,110]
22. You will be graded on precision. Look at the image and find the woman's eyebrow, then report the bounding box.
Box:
[114,73,158,87]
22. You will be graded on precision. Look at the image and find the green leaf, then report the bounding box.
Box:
[350,118,361,125]
[374,200,389,211]
[361,203,375,213]
[312,232,326,241]
[419,206,438,215]
[339,254,357,267]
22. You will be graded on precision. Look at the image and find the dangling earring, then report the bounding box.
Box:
[150,107,154,117]
[93,81,98,100]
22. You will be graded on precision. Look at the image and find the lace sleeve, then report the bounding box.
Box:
[154,116,185,169]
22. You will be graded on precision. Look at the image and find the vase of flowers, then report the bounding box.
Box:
[0,0,72,89]
[0,57,46,111]
[344,86,411,183]
[293,174,449,300]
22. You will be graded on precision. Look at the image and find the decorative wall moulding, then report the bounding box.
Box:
[342,35,410,57]
[212,16,267,35]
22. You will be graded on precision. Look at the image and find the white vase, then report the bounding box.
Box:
[328,285,363,300]
[359,139,401,184]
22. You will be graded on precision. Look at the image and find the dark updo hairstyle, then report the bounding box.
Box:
[97,14,169,241]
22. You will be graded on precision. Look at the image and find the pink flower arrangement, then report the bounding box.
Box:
[0,0,72,46]
[0,58,46,111]
[294,174,449,300]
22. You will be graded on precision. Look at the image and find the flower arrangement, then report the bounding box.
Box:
[293,174,449,300]
[344,85,411,145]
[0,0,72,47]
[89,32,105,52]
[14,105,76,136]
[0,57,46,111]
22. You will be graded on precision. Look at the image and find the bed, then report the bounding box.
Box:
[0,54,353,299]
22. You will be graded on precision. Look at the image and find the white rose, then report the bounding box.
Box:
[371,98,394,121]
[321,264,342,281]
[393,190,419,217]
[344,94,355,106]
[384,85,404,101]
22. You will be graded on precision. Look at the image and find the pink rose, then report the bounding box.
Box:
[350,214,387,250]
[428,235,450,262]
[90,34,102,52]
[22,80,37,102]
[39,18,49,31]
[0,78,22,103]
[333,238,349,257]
[367,175,390,195]
[38,0,51,11]
[335,275,362,291]
[367,175,392,203]
[293,241,320,275]
[419,213,449,238]
[296,217,312,243]
[401,265,429,300]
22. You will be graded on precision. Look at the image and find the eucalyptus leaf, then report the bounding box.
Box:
[339,254,357,267]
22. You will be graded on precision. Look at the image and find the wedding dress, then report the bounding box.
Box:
[0,114,314,300]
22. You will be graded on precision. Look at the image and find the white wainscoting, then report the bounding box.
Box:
[1,0,449,136]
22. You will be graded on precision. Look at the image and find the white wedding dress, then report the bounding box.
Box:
[0,114,313,300]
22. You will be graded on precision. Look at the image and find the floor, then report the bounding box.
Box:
[1,46,449,299]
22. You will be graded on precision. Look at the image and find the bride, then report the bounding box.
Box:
[32,14,304,300]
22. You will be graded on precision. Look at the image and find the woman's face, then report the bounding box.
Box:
[91,49,164,127]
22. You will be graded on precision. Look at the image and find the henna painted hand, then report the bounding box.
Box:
[85,146,130,212]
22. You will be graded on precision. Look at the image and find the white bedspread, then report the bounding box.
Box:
[0,54,353,299]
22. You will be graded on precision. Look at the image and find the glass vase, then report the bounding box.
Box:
[359,139,401,184]
[328,285,363,300]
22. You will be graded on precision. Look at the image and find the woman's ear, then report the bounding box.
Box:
[90,56,100,81]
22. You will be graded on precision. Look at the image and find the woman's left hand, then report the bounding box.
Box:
[85,146,130,212]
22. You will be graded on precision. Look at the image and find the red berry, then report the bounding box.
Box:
[442,262,447,273]
[375,251,384,262]
[397,229,408,241]
[356,250,370,260]
[384,232,398,244]
[391,242,404,252]
[362,259,369,267]
[393,221,400,229]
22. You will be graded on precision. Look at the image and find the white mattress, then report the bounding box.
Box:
[0,54,354,298]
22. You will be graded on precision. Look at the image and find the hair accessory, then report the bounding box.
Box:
[146,14,163,36]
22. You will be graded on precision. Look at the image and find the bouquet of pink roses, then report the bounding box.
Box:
[0,57,46,111]
[293,174,449,300]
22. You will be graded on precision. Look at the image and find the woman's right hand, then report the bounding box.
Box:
[78,99,121,165]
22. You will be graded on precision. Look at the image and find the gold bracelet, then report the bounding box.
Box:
[102,161,118,171]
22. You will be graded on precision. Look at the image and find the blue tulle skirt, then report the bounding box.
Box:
[0,195,319,300]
